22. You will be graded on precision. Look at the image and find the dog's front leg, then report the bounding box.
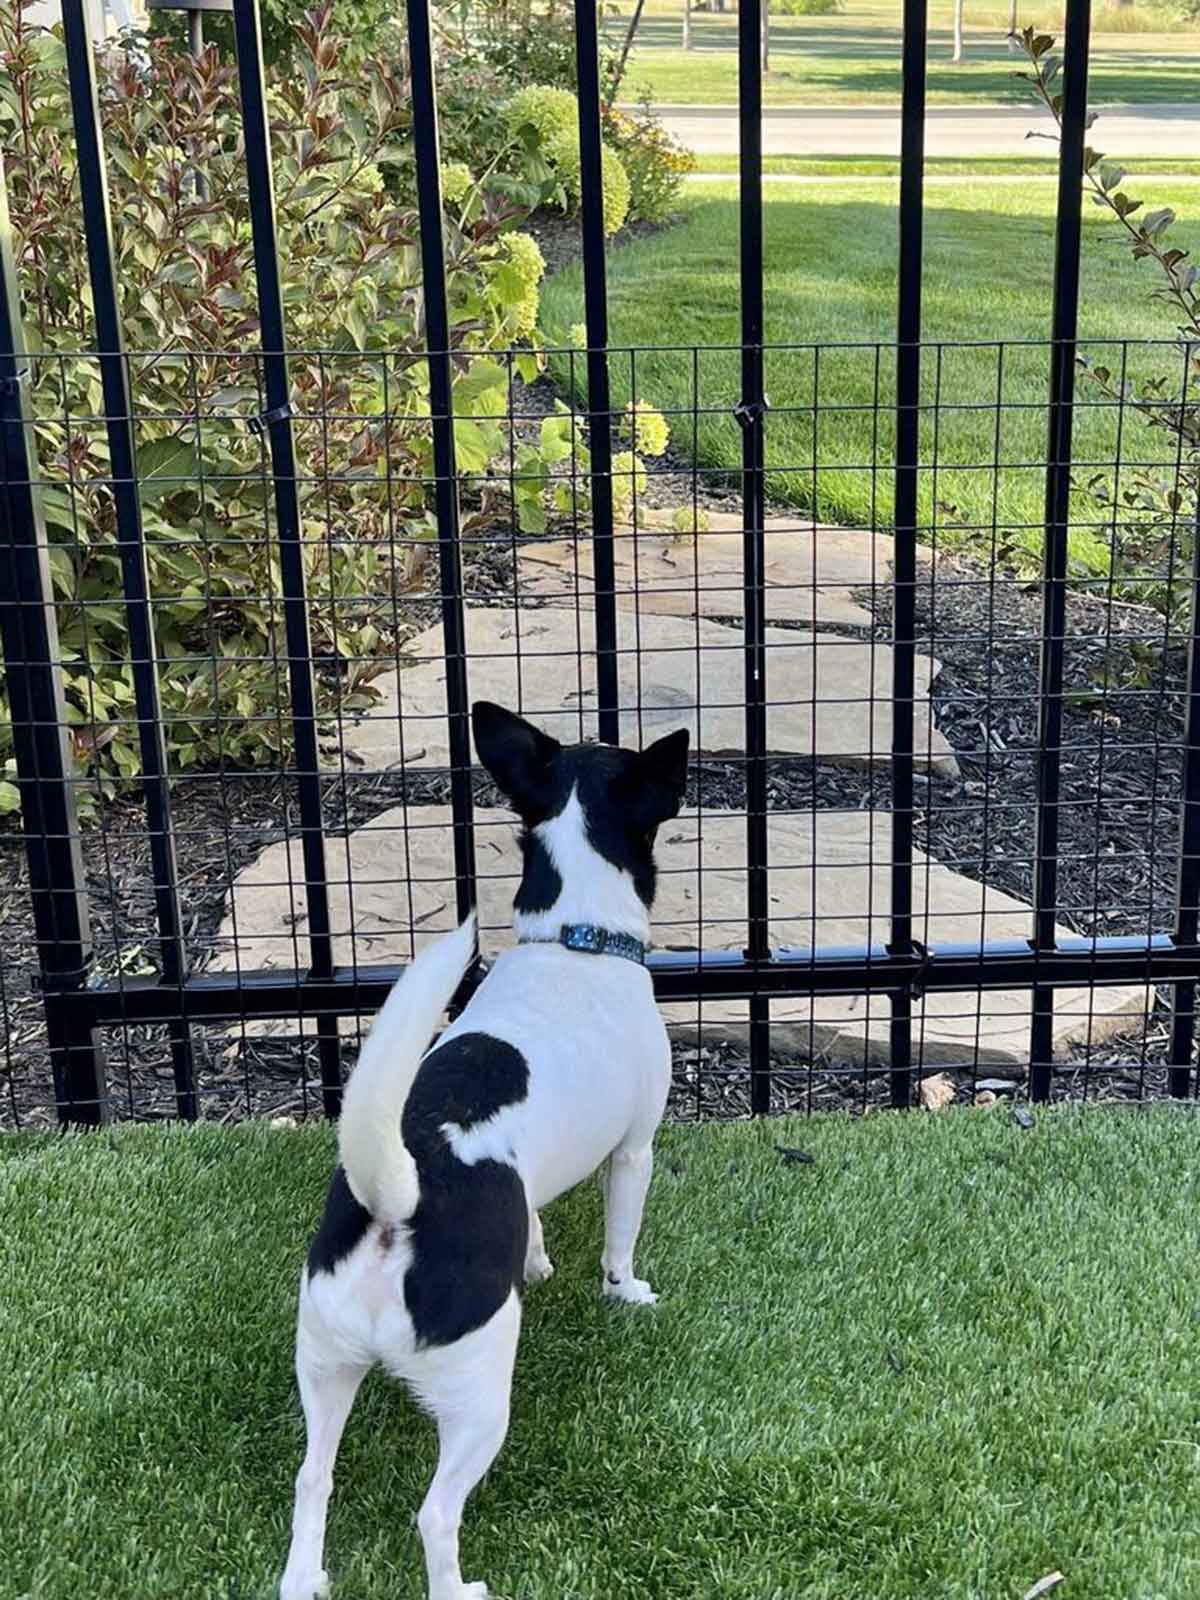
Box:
[279,1351,367,1600]
[600,1142,658,1305]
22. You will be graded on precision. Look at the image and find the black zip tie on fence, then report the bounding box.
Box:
[0,365,30,398]
[733,395,770,429]
[885,938,932,1002]
[247,399,295,436]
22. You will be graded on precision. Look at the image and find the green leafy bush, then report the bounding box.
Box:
[502,83,579,146]
[0,3,545,805]
[510,399,670,534]
[772,0,841,14]
[468,0,620,100]
[503,83,631,233]
[1020,28,1198,644]
[603,104,694,223]
[545,124,631,233]
[147,0,399,68]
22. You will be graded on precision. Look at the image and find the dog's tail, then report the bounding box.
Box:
[338,912,477,1221]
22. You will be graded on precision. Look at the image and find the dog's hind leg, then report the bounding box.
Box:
[412,1292,520,1600]
[601,1142,658,1306]
[279,1345,368,1600]
[524,1208,554,1283]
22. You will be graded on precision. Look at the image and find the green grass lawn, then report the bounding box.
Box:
[4,1109,1200,1598]
[606,3,1200,107]
[540,177,1200,556]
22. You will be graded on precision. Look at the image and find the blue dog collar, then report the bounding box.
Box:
[519,923,647,966]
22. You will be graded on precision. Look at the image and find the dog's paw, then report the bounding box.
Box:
[279,1571,329,1600]
[603,1274,658,1306]
[524,1253,555,1284]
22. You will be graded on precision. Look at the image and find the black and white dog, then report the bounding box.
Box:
[279,701,690,1600]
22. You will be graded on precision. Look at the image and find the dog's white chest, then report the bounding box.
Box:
[436,943,670,1207]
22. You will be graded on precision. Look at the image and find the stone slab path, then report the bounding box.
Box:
[341,604,956,775]
[514,517,913,628]
[210,805,1147,1064]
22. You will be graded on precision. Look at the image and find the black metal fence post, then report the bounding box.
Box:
[0,152,106,1125]
[61,0,196,1119]
[573,0,620,746]
[1169,490,1200,1097]
[1030,0,1091,1100]
[888,0,928,1110]
[737,0,771,1114]
[231,0,342,1115]
[404,0,478,932]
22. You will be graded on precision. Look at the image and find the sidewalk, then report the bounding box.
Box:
[632,101,1200,158]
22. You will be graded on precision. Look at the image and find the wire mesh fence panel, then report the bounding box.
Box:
[1,0,1198,1129]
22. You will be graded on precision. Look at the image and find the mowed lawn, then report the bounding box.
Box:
[4,1111,1200,1597]
[540,177,1200,555]
[607,2,1200,107]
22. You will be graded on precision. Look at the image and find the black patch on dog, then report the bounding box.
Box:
[307,1166,371,1280]
[403,1032,530,1161]
[513,830,562,915]
[472,702,689,914]
[401,1031,531,1347]
[564,745,660,907]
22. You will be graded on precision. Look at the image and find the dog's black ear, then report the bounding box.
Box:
[472,701,561,816]
[630,726,690,825]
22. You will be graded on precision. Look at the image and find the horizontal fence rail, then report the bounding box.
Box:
[2,0,1200,1127]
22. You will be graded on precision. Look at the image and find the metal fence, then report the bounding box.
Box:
[1,0,1198,1128]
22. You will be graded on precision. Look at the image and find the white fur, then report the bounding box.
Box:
[513,791,650,945]
[336,911,477,1219]
[279,787,671,1600]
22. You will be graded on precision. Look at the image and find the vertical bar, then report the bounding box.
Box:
[231,0,342,1114]
[1169,491,1200,1097]
[61,0,196,1120]
[573,0,620,746]
[0,152,106,1124]
[404,0,478,934]
[1029,0,1091,1100]
[738,0,771,1114]
[889,0,927,1110]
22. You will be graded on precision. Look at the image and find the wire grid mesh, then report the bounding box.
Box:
[0,333,1196,1126]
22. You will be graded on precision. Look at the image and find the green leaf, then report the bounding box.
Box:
[452,417,504,474]
[137,435,198,502]
[540,415,577,467]
[514,351,544,384]
[0,781,20,815]
[515,496,547,535]
[453,359,510,419]
[1143,208,1175,238]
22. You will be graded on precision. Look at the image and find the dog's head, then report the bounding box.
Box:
[472,701,690,912]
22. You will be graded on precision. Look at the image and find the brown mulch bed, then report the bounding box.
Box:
[2,538,1188,1128]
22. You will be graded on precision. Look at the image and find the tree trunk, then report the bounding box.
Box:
[683,0,691,50]
[608,0,648,107]
[952,0,964,61]
[1007,0,1019,51]
[761,0,770,73]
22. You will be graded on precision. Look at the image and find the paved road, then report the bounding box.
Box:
[641,102,1200,158]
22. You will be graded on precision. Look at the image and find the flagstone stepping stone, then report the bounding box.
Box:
[208,805,1148,1064]
[341,605,958,775]
[515,515,923,630]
